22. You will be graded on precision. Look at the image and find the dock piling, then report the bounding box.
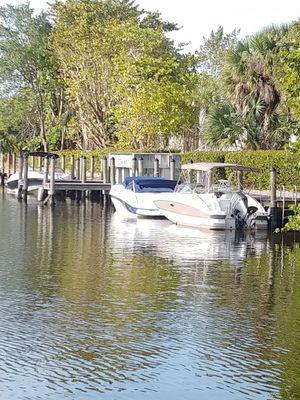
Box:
[138,157,143,176]
[269,166,278,230]
[110,157,116,185]
[90,155,95,180]
[70,154,75,180]
[102,157,108,184]
[17,154,23,200]
[154,158,159,177]
[61,154,66,172]
[22,154,29,202]
[131,157,137,177]
[170,157,175,180]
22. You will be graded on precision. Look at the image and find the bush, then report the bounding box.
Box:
[224,150,300,189]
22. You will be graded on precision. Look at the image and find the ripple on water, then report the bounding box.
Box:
[0,196,298,399]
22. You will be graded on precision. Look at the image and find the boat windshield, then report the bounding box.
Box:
[175,169,238,194]
[124,177,177,193]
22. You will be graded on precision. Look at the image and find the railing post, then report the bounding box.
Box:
[154,158,159,177]
[102,157,108,184]
[110,157,116,185]
[170,156,175,180]
[138,157,143,176]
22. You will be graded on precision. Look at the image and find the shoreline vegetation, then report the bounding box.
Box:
[0,0,299,229]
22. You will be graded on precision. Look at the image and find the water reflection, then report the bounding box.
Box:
[0,194,299,399]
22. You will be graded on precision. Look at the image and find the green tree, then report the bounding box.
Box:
[52,0,198,149]
[276,21,300,123]
[217,25,289,149]
[0,4,57,150]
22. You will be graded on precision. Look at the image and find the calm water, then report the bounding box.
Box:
[0,189,300,400]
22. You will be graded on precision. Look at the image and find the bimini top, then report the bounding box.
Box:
[124,176,177,193]
[181,162,258,172]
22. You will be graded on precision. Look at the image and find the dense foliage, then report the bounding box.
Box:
[0,1,299,152]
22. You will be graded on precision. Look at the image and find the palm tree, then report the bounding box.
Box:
[221,25,289,149]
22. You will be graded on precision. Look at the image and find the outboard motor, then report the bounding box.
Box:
[230,191,249,229]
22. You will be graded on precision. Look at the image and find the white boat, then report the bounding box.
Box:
[154,162,269,230]
[6,151,71,194]
[110,176,178,218]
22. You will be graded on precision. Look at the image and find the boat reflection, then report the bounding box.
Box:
[110,215,269,267]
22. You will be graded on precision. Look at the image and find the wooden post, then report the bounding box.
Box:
[43,156,49,184]
[38,155,43,172]
[90,155,95,180]
[138,157,143,176]
[282,185,286,227]
[269,166,278,230]
[81,156,87,183]
[0,153,4,186]
[102,157,108,184]
[154,158,159,177]
[131,157,137,177]
[17,154,23,200]
[22,154,29,201]
[7,154,11,176]
[48,156,56,206]
[170,157,175,180]
[31,155,35,171]
[110,157,116,185]
[207,170,212,191]
[61,154,66,172]
[76,158,80,181]
[237,170,243,190]
[12,153,17,174]
[70,154,75,180]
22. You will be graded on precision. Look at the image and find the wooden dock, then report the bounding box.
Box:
[1,151,299,229]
